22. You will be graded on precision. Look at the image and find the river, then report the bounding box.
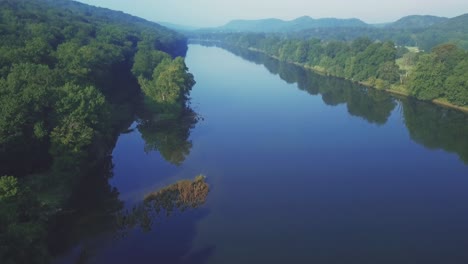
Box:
[55,44,468,264]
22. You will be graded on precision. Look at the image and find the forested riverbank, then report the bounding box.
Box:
[0,0,195,262]
[191,34,468,112]
[192,43,468,164]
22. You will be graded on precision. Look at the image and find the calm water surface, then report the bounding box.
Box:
[57,45,468,264]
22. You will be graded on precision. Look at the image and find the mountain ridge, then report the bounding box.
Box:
[386,15,449,28]
[219,16,369,32]
[191,14,465,33]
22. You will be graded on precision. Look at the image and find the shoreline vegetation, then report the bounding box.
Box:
[0,0,195,263]
[246,46,468,113]
[190,38,468,114]
[191,40,468,166]
[117,175,209,232]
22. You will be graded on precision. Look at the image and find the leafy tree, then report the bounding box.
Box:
[50,84,110,170]
[294,41,309,63]
[351,37,373,53]
[23,37,53,64]
[377,61,400,84]
[56,41,93,81]
[444,58,468,106]
[408,54,446,100]
[0,176,17,200]
[132,46,171,79]
[138,57,195,115]
[431,43,463,68]
[352,42,396,81]
[54,84,110,133]
[408,44,464,102]
[0,63,56,146]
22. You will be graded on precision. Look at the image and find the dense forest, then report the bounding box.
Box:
[191,34,468,108]
[0,0,195,263]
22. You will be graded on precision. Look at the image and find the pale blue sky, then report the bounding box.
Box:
[76,0,468,27]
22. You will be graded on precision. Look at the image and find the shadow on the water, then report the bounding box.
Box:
[51,97,210,263]
[402,99,468,164]
[51,165,213,264]
[192,41,468,164]
[48,156,123,258]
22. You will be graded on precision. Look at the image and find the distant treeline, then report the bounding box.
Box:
[194,13,468,51]
[193,33,468,107]
[0,0,194,262]
[285,20,468,52]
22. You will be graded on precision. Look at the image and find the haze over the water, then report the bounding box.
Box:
[76,0,468,27]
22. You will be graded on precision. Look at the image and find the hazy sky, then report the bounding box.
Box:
[76,0,468,27]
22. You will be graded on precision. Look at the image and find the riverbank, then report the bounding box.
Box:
[246,47,468,113]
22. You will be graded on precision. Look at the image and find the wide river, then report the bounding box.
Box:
[56,44,468,264]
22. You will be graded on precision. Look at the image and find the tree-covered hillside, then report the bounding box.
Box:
[0,0,195,263]
[416,14,468,50]
[210,16,369,32]
[296,13,468,50]
[386,15,448,29]
[0,0,194,175]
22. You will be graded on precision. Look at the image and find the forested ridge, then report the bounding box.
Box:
[0,0,195,262]
[192,33,468,109]
[196,13,468,51]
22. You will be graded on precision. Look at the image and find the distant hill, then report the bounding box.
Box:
[430,13,468,33]
[416,13,468,50]
[218,16,369,32]
[289,16,368,30]
[387,15,448,28]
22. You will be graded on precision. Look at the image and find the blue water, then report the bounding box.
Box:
[57,45,468,264]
